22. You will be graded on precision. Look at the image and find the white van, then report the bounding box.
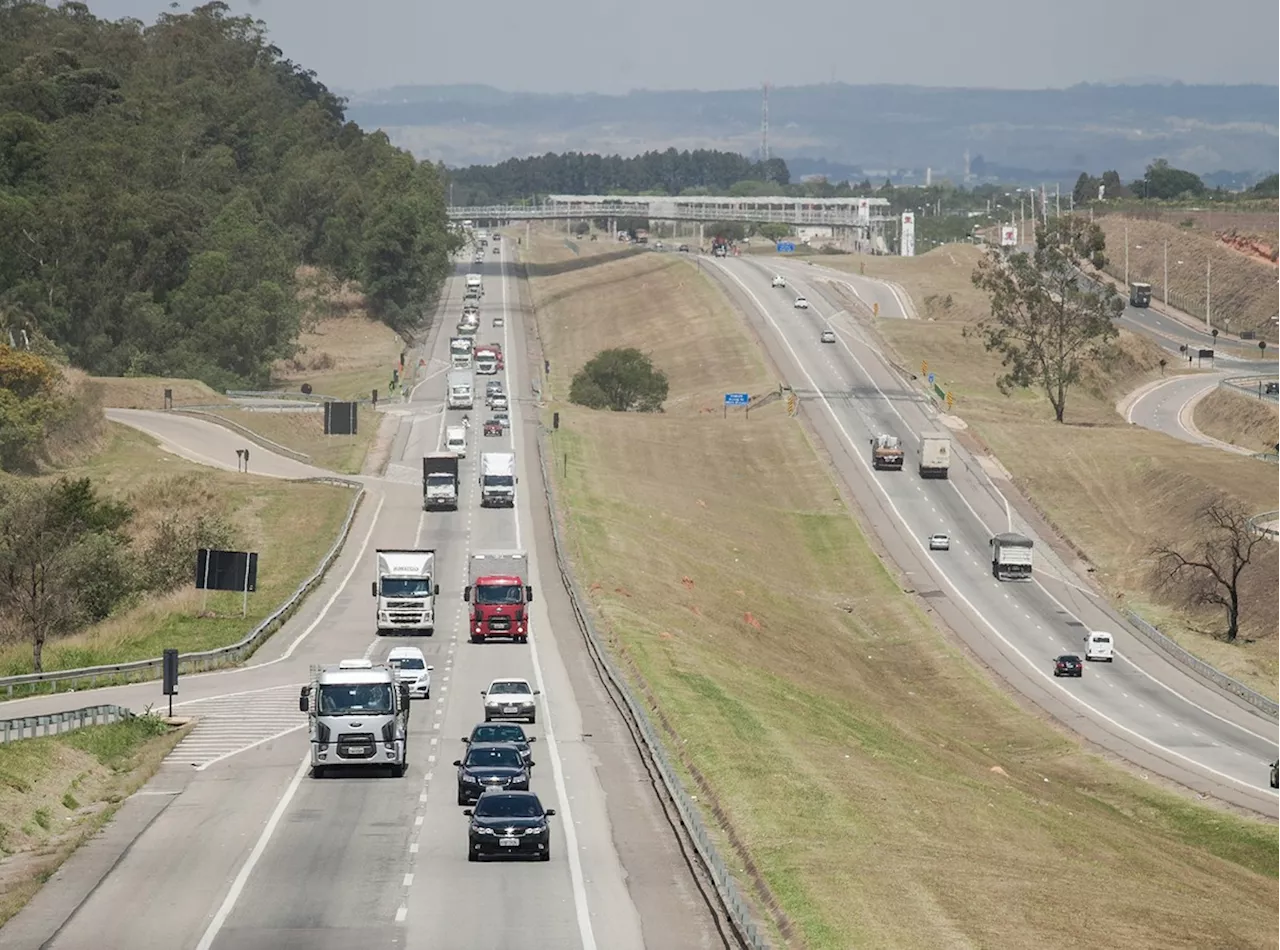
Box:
[445,425,467,457]
[1084,631,1114,662]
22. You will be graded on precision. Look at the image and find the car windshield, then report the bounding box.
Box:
[477,584,523,605]
[380,577,432,597]
[474,795,544,818]
[482,475,514,487]
[318,683,393,715]
[389,657,425,670]
[488,681,529,695]
[473,725,525,743]
[466,747,523,768]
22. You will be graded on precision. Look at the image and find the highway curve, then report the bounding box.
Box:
[1,245,723,950]
[701,253,1278,818]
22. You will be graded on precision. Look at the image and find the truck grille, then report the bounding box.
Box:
[337,732,375,744]
[487,616,511,632]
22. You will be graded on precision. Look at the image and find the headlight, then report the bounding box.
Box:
[474,826,494,835]
[461,773,479,784]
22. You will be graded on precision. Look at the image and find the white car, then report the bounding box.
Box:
[794,296,809,309]
[490,394,509,412]
[482,678,540,724]
[820,329,836,344]
[1083,631,1115,662]
[928,533,950,551]
[493,315,505,328]
[771,275,786,288]
[386,647,433,699]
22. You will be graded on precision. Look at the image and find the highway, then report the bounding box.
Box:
[702,253,1279,817]
[1120,373,1265,455]
[2,244,721,949]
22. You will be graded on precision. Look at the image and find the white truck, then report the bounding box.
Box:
[474,346,498,375]
[917,434,951,479]
[422,453,459,510]
[447,369,474,410]
[450,336,473,369]
[371,549,441,634]
[466,273,483,296]
[299,658,411,778]
[989,533,1034,580]
[480,452,517,507]
[445,424,467,457]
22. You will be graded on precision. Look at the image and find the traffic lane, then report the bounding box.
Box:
[727,257,1280,798]
[771,258,912,320]
[37,744,304,950]
[1124,374,1253,452]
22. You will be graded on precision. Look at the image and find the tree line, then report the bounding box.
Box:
[0,0,458,391]
[1072,160,1279,205]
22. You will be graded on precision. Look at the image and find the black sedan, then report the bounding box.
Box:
[463,723,536,766]
[1053,654,1084,677]
[454,742,532,805]
[464,790,556,862]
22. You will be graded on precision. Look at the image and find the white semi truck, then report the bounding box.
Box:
[447,369,474,409]
[299,658,411,778]
[989,533,1034,580]
[917,434,951,479]
[480,452,517,507]
[450,336,473,369]
[466,273,483,296]
[371,549,440,634]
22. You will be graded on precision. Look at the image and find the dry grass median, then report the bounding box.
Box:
[821,246,1279,696]
[1193,387,1279,455]
[524,237,1278,950]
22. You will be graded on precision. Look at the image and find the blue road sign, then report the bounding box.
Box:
[724,393,750,406]
[776,242,796,253]
[927,372,936,385]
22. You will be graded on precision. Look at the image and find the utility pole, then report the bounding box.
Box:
[1055,182,1060,217]
[1123,222,1129,287]
[1163,240,1169,306]
[1205,256,1212,329]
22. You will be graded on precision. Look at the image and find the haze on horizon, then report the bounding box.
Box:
[83,0,1278,96]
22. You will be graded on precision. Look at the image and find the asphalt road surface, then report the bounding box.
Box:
[1120,374,1264,455]
[703,254,1279,817]
[2,245,722,950]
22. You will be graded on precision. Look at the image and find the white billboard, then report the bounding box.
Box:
[900,212,915,257]
[1000,225,1018,247]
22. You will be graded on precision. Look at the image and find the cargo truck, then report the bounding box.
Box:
[870,434,904,470]
[450,336,473,369]
[422,453,459,510]
[371,549,441,634]
[480,452,517,507]
[1129,282,1152,307]
[474,346,498,375]
[917,434,951,479]
[989,533,1034,580]
[463,551,533,643]
[300,659,411,778]
[447,369,474,409]
[466,273,483,296]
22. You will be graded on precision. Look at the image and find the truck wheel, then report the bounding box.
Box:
[311,766,327,779]
[528,713,536,725]
[517,636,528,644]
[470,635,481,644]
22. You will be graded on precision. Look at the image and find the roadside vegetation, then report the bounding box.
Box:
[523,230,1278,950]
[0,713,191,927]
[821,245,1278,695]
[1193,387,1279,454]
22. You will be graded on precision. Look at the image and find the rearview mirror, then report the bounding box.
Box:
[534,689,541,695]
[427,666,435,671]
[461,737,470,743]
[435,584,441,596]
[463,585,472,601]
[463,809,473,816]
[527,736,536,743]
[480,690,487,696]
[370,581,377,597]
[525,586,534,603]
[544,809,556,817]
[528,761,536,768]
[452,760,462,767]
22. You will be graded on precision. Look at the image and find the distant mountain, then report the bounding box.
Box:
[344,81,1279,181]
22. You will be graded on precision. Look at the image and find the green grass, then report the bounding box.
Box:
[202,406,379,474]
[527,239,1279,949]
[0,424,354,686]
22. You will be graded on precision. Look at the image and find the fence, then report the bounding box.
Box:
[1248,510,1279,539]
[535,427,770,949]
[1124,611,1278,719]
[1,704,134,744]
[0,477,366,700]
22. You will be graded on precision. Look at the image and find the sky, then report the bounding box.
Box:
[83,0,1279,95]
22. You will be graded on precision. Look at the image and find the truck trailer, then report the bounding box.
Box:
[870,434,905,470]
[299,658,411,777]
[989,533,1034,580]
[480,452,517,507]
[422,454,459,511]
[371,549,440,634]
[917,434,951,479]
[463,551,533,643]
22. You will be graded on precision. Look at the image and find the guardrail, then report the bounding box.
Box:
[0,704,135,744]
[168,408,314,463]
[1220,374,1279,403]
[0,477,366,700]
[534,428,770,949]
[1248,510,1279,539]
[224,389,374,404]
[1124,611,1278,719]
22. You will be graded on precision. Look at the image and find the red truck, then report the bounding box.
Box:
[463,551,533,643]
[486,343,505,370]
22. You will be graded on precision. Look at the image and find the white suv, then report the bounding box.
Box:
[771,275,786,288]
[794,296,809,309]
[387,647,433,699]
[482,678,540,724]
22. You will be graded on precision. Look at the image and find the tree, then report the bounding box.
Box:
[967,215,1123,423]
[1150,501,1268,643]
[1137,159,1205,200]
[569,348,668,412]
[1072,172,1100,206]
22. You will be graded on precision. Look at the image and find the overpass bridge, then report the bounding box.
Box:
[448,194,896,247]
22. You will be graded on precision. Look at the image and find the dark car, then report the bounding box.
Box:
[464,723,536,766]
[454,742,532,805]
[464,790,555,862]
[1053,654,1084,677]
[1270,760,1278,789]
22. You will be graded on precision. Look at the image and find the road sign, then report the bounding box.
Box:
[724,393,750,406]
[921,361,928,376]
[946,391,955,409]
[777,242,795,253]
[786,393,797,415]
[927,372,936,386]
[873,302,879,316]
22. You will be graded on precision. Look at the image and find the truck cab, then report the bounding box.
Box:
[447,370,474,409]
[464,551,534,643]
[474,347,498,375]
[372,549,440,634]
[1129,282,1152,307]
[422,453,460,511]
[299,659,411,777]
[870,434,904,470]
[480,452,517,507]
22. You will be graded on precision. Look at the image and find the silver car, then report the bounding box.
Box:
[928,533,950,551]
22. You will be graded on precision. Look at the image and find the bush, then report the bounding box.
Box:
[569,348,668,412]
